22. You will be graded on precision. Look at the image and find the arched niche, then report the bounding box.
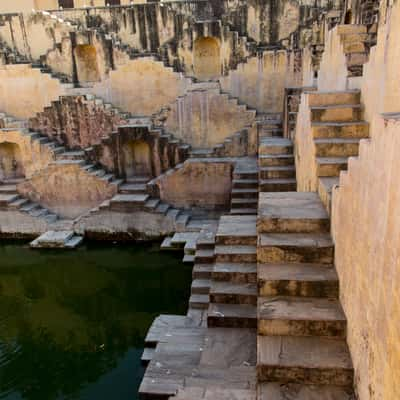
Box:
[344,10,353,24]
[0,142,25,181]
[74,44,101,83]
[193,36,221,80]
[122,140,152,178]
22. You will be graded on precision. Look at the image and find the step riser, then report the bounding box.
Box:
[259,157,295,167]
[216,253,257,263]
[259,280,339,299]
[308,92,360,107]
[312,124,368,139]
[257,219,330,234]
[315,142,359,157]
[259,146,293,155]
[257,366,353,387]
[311,108,362,122]
[207,315,257,329]
[212,271,257,284]
[259,182,297,192]
[191,286,210,295]
[193,270,212,280]
[210,293,257,305]
[317,163,347,177]
[258,320,346,338]
[189,301,209,310]
[216,236,257,246]
[194,255,215,264]
[257,247,334,265]
[260,170,295,179]
[233,181,258,189]
[231,200,258,209]
[234,173,258,180]
[231,192,258,199]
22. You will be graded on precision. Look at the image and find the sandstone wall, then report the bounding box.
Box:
[0,0,35,13]
[18,163,117,218]
[0,64,66,118]
[330,2,400,399]
[91,57,191,116]
[155,160,233,210]
[219,50,302,113]
[0,129,55,178]
[164,89,255,148]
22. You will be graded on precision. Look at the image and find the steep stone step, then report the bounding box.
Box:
[109,194,149,211]
[258,382,355,399]
[207,303,257,328]
[259,179,297,192]
[232,179,259,189]
[258,192,330,234]
[310,104,362,122]
[257,233,334,264]
[230,208,259,215]
[59,150,86,160]
[257,335,353,386]
[337,25,367,35]
[259,166,295,179]
[233,171,259,180]
[191,278,211,295]
[231,188,258,199]
[259,154,295,167]
[216,215,257,245]
[213,262,257,283]
[189,294,209,309]
[126,176,150,184]
[311,121,369,138]
[194,249,215,264]
[0,193,20,208]
[210,281,257,305]
[215,245,257,263]
[258,263,339,298]
[0,185,17,194]
[257,296,346,337]
[30,230,83,249]
[119,183,147,194]
[193,263,214,279]
[314,138,361,157]
[316,157,348,177]
[318,177,339,213]
[231,198,258,209]
[307,90,361,107]
[259,138,293,155]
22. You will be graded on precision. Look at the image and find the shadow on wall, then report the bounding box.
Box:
[0,142,25,181]
[122,140,152,178]
[74,44,101,83]
[193,36,221,80]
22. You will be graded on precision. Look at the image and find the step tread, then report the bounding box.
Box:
[208,302,257,319]
[316,157,349,164]
[257,335,353,369]
[215,245,257,255]
[211,281,257,295]
[314,138,362,144]
[259,233,333,248]
[258,296,346,322]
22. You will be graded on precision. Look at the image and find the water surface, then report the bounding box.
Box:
[0,241,191,400]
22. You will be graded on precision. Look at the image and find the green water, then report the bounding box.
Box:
[0,241,191,400]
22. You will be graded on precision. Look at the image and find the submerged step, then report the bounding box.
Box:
[30,230,83,249]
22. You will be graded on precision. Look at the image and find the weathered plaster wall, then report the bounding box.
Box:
[0,0,35,13]
[0,129,55,178]
[155,160,233,210]
[164,89,255,148]
[219,50,302,113]
[18,163,117,218]
[0,64,66,118]
[91,57,191,116]
[331,3,400,399]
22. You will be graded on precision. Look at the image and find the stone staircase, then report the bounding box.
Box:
[258,138,297,193]
[256,191,354,399]
[308,90,369,212]
[256,114,284,139]
[230,158,259,215]
[207,214,258,328]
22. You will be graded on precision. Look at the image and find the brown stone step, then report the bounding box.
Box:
[0,193,20,209]
[257,335,353,386]
[192,263,214,279]
[258,192,330,234]
[314,138,360,157]
[312,121,369,139]
[215,245,257,263]
[258,382,355,399]
[318,177,339,214]
[0,185,17,194]
[259,138,293,155]
[119,183,147,194]
[316,157,348,177]
[191,279,211,295]
[210,281,257,305]
[189,293,209,309]
[259,179,297,192]
[258,263,339,298]
[109,194,149,211]
[258,296,346,337]
[310,104,362,123]
[307,90,361,107]
[216,215,257,245]
[194,249,215,264]
[230,208,258,215]
[232,179,259,189]
[207,303,257,328]
[259,154,295,167]
[231,188,258,199]
[259,166,296,179]
[258,233,334,264]
[231,198,258,209]
[233,171,258,180]
[213,262,257,283]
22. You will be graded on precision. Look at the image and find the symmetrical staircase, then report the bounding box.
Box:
[256,191,355,399]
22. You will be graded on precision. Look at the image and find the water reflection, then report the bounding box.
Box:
[0,242,191,400]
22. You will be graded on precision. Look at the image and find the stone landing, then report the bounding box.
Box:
[30,230,83,249]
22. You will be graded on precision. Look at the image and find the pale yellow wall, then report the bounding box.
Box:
[164,88,256,148]
[0,64,66,118]
[219,50,302,113]
[331,2,400,399]
[0,0,35,13]
[91,57,191,116]
[34,0,59,10]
